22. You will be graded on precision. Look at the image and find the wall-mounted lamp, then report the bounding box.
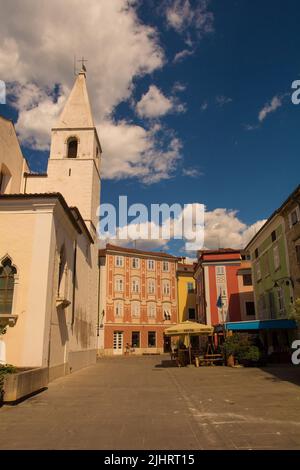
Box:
[100,309,105,328]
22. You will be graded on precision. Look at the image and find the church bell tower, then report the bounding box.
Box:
[46,66,101,235]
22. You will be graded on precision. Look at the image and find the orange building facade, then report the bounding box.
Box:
[99,244,179,355]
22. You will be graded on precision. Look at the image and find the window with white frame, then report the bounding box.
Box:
[148,259,155,270]
[273,245,280,270]
[115,256,123,267]
[148,303,156,318]
[162,261,169,272]
[115,277,124,292]
[148,279,155,294]
[163,306,171,320]
[132,258,140,269]
[131,302,140,318]
[115,301,123,318]
[132,278,139,293]
[163,280,170,296]
[216,266,225,275]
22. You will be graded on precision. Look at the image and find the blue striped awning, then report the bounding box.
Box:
[224,319,297,331]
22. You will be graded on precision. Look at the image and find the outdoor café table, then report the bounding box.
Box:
[204,353,223,365]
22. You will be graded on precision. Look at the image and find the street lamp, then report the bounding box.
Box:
[97,309,105,336]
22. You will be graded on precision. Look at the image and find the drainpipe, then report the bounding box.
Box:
[97,253,101,353]
[71,240,77,327]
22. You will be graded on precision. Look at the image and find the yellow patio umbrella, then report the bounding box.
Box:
[164,321,213,364]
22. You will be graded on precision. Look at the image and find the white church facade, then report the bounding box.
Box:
[0,69,102,381]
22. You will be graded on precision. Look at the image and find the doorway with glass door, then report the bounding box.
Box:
[113,331,123,355]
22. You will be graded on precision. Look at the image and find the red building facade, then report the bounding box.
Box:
[194,249,255,326]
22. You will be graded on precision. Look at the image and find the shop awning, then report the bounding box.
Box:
[164,321,213,336]
[224,319,297,331]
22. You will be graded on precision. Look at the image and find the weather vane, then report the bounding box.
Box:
[74,55,88,75]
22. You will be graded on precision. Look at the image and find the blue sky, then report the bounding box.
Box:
[1,0,300,257]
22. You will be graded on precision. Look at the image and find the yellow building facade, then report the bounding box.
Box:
[177,263,197,322]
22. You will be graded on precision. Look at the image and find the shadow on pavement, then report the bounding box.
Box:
[259,364,300,387]
[155,359,178,368]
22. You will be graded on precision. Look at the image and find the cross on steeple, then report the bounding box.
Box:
[77,56,88,72]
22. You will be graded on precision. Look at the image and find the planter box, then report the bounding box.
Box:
[3,367,48,403]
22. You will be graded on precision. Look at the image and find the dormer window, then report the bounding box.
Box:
[67,138,78,158]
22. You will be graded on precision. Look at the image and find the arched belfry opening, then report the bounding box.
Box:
[67,138,78,158]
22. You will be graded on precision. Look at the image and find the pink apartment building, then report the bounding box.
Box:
[99,244,179,355]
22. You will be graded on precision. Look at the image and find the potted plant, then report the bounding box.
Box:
[221,334,237,366]
[239,345,261,367]
[0,326,16,403]
[221,333,251,367]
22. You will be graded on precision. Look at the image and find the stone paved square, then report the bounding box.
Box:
[0,356,300,450]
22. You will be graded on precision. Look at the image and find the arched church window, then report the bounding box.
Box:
[0,257,17,315]
[67,138,78,158]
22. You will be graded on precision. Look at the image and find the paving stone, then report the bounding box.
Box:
[0,356,299,449]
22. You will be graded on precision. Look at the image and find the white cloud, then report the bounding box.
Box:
[99,212,173,252]
[201,101,208,111]
[244,123,259,131]
[0,1,193,183]
[244,94,284,130]
[8,82,67,150]
[182,168,203,178]
[258,95,282,122]
[172,82,186,93]
[99,202,266,255]
[216,95,232,107]
[203,209,266,250]
[8,81,183,183]
[181,256,197,264]
[136,85,185,118]
[165,0,214,35]
[100,120,182,184]
[0,1,164,121]
[173,48,194,63]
